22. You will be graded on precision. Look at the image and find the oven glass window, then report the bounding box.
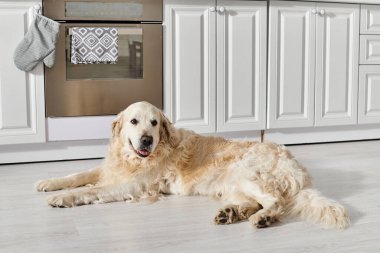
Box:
[66,27,143,80]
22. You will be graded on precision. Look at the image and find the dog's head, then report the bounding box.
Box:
[112,101,174,159]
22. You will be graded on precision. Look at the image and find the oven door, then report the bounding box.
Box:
[45,23,162,117]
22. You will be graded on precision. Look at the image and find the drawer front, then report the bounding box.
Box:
[358,65,380,124]
[361,5,380,34]
[360,35,380,64]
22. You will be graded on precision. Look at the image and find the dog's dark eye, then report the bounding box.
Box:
[130,119,138,125]
[151,120,157,126]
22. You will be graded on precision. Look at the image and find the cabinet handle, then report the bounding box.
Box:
[210,7,216,12]
[319,9,325,15]
[217,6,225,13]
[311,9,317,14]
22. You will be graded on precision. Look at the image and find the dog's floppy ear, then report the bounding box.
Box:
[159,111,177,147]
[112,112,124,138]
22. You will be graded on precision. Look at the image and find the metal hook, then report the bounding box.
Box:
[33,4,42,15]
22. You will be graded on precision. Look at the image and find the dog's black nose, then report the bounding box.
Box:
[141,135,153,147]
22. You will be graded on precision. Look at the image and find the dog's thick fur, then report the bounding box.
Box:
[35,102,349,229]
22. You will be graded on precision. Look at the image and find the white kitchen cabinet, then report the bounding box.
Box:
[268,1,316,129]
[358,65,380,124]
[164,0,216,133]
[360,35,380,64]
[361,5,380,34]
[268,1,359,129]
[315,3,359,126]
[0,1,45,145]
[216,0,266,132]
[164,0,266,133]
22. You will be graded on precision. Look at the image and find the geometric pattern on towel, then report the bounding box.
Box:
[71,27,118,64]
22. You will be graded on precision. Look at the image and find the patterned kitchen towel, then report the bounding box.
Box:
[71,27,118,64]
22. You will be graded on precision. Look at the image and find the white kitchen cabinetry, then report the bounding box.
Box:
[358,66,380,124]
[216,0,266,132]
[0,1,45,145]
[268,1,315,129]
[164,0,266,133]
[164,0,216,133]
[315,3,359,126]
[360,35,380,64]
[268,1,359,129]
[359,5,380,125]
[361,5,380,34]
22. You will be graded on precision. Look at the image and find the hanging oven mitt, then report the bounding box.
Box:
[13,14,60,72]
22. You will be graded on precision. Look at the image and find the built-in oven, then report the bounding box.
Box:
[43,0,162,117]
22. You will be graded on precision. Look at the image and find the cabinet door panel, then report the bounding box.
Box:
[315,3,359,126]
[360,35,380,64]
[164,0,216,133]
[268,1,316,128]
[359,66,380,124]
[217,1,266,132]
[0,2,45,145]
[361,5,380,34]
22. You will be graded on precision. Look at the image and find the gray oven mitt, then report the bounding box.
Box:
[13,14,60,72]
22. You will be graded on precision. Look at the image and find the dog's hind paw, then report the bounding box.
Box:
[249,210,278,228]
[214,205,239,225]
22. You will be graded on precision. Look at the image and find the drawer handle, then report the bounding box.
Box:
[311,9,317,14]
[319,9,325,15]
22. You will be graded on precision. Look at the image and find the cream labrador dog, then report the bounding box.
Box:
[35,101,349,229]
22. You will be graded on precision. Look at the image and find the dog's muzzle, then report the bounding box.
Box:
[135,135,153,158]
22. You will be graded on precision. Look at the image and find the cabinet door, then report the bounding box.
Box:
[0,2,45,145]
[164,0,216,133]
[315,3,359,126]
[268,1,316,129]
[358,66,380,124]
[216,1,267,132]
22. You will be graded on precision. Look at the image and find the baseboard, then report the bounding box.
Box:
[0,139,108,164]
[211,130,262,141]
[264,124,380,144]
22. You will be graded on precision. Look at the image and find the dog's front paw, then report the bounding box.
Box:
[35,179,58,192]
[214,205,239,225]
[47,194,75,208]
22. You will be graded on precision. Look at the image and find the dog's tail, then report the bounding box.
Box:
[288,188,350,229]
